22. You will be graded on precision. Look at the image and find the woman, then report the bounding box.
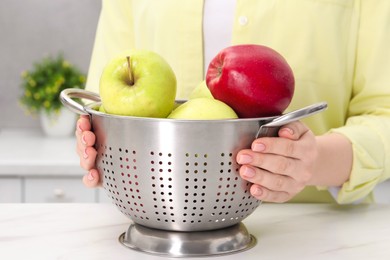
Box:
[76,0,390,204]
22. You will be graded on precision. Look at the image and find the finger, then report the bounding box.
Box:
[77,116,91,132]
[236,149,253,164]
[277,121,309,140]
[240,165,302,193]
[251,137,306,159]
[82,169,102,188]
[79,146,98,170]
[250,184,290,203]
[250,121,311,158]
[237,150,299,177]
[75,116,90,141]
[76,132,93,153]
[80,130,96,147]
[76,129,96,161]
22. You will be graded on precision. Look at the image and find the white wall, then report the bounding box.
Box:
[0,0,101,129]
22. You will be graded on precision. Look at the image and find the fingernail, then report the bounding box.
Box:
[83,148,88,159]
[81,135,87,145]
[87,171,94,181]
[252,143,265,152]
[237,154,252,164]
[242,166,255,178]
[253,187,263,196]
[281,128,294,135]
[77,123,83,133]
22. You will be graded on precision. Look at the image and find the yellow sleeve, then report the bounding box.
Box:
[330,0,390,204]
[85,0,135,93]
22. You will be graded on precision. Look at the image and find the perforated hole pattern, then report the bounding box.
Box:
[98,144,261,231]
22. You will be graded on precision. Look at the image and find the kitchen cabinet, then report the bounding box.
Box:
[98,188,113,203]
[0,175,109,203]
[0,177,22,202]
[0,128,107,203]
[24,177,97,203]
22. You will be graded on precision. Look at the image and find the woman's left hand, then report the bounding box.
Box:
[236,121,318,203]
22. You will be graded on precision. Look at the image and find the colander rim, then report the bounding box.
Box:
[85,101,279,123]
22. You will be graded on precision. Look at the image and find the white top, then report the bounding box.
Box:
[0,129,83,176]
[203,0,236,74]
[1,203,390,259]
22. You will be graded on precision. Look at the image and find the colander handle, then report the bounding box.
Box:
[60,88,101,115]
[256,102,328,138]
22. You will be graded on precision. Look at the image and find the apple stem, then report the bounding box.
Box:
[126,56,134,85]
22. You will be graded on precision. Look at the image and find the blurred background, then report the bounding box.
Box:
[0,0,100,129]
[0,0,107,203]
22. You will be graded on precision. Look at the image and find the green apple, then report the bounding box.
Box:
[98,105,106,113]
[189,80,213,99]
[100,49,177,117]
[168,98,238,120]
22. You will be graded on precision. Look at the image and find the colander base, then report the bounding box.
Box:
[118,222,257,257]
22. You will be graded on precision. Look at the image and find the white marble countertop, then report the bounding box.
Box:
[0,128,83,176]
[0,203,389,260]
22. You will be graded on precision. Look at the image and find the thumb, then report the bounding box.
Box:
[278,121,305,140]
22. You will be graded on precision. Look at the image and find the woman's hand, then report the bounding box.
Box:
[75,115,101,188]
[236,121,317,203]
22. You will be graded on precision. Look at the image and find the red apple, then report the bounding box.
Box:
[205,44,295,118]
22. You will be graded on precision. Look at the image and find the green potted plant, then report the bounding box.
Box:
[20,53,86,136]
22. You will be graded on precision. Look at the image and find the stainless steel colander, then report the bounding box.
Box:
[60,89,327,233]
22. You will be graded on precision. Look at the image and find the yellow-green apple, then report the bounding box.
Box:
[98,105,106,113]
[189,80,213,99]
[206,44,294,118]
[168,98,238,120]
[100,49,177,117]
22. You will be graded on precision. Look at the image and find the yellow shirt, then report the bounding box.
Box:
[86,0,390,204]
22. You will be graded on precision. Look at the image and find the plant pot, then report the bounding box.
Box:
[40,107,77,137]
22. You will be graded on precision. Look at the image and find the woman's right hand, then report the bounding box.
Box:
[76,115,101,188]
